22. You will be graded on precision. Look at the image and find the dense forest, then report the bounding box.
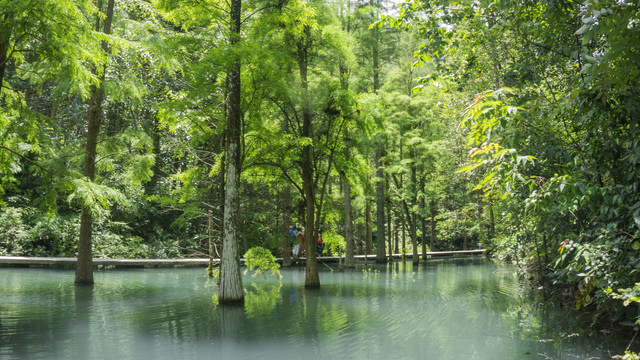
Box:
[1,0,638,331]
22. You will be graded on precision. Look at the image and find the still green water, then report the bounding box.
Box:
[0,258,629,359]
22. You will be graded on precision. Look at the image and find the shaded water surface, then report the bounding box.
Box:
[0,258,630,359]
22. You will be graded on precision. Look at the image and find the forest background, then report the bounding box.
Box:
[1,0,639,330]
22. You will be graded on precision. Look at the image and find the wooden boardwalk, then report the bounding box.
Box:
[0,250,486,269]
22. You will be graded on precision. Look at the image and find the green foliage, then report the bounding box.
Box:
[322,228,345,255]
[606,283,640,314]
[243,246,281,279]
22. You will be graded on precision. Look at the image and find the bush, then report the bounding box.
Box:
[243,246,280,279]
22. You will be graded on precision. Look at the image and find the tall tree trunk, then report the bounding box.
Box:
[365,198,372,256]
[298,27,320,288]
[208,210,215,277]
[282,186,292,267]
[375,141,386,263]
[371,0,380,92]
[386,184,392,259]
[281,109,292,266]
[219,0,244,304]
[400,204,405,257]
[411,213,418,264]
[75,0,115,285]
[0,13,11,102]
[147,113,161,192]
[430,198,436,252]
[344,176,355,268]
[370,0,385,263]
[421,181,427,260]
[393,216,399,254]
[489,198,495,240]
[217,150,225,285]
[411,164,418,264]
[421,212,427,260]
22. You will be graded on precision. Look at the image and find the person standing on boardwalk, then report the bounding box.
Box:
[316,233,324,257]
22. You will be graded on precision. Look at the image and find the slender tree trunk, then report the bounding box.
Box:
[400,205,405,257]
[208,210,215,277]
[148,113,161,192]
[298,27,320,288]
[344,176,355,268]
[386,187,392,259]
[394,217,399,254]
[411,212,418,264]
[371,0,380,92]
[282,186,293,266]
[411,164,418,264]
[375,141,386,263]
[370,0,385,263]
[489,199,495,240]
[219,0,244,304]
[217,151,225,286]
[430,198,436,252]
[75,0,114,285]
[365,198,372,256]
[0,13,11,102]
[421,212,427,260]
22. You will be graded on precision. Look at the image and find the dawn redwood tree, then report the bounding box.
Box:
[253,0,354,287]
[76,0,115,285]
[219,0,244,304]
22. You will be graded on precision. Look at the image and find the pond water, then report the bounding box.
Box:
[0,258,631,359]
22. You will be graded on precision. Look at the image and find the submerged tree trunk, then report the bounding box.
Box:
[298,26,320,288]
[411,164,418,264]
[386,186,392,259]
[365,198,372,257]
[371,0,385,263]
[344,177,355,268]
[75,0,115,286]
[375,141,386,263]
[217,150,226,285]
[282,186,292,267]
[421,188,427,260]
[430,198,436,252]
[411,212,418,264]
[208,210,215,277]
[219,0,244,305]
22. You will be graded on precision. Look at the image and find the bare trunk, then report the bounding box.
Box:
[298,28,320,288]
[489,199,495,240]
[282,186,292,267]
[344,177,355,268]
[375,141,386,263]
[421,214,427,260]
[411,212,418,264]
[401,206,405,257]
[217,150,225,286]
[208,210,215,277]
[365,198,372,256]
[0,13,10,101]
[430,199,436,252]
[75,0,115,285]
[386,188,392,259]
[219,0,244,304]
[411,164,418,264]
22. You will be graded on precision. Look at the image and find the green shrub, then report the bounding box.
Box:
[243,246,280,279]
